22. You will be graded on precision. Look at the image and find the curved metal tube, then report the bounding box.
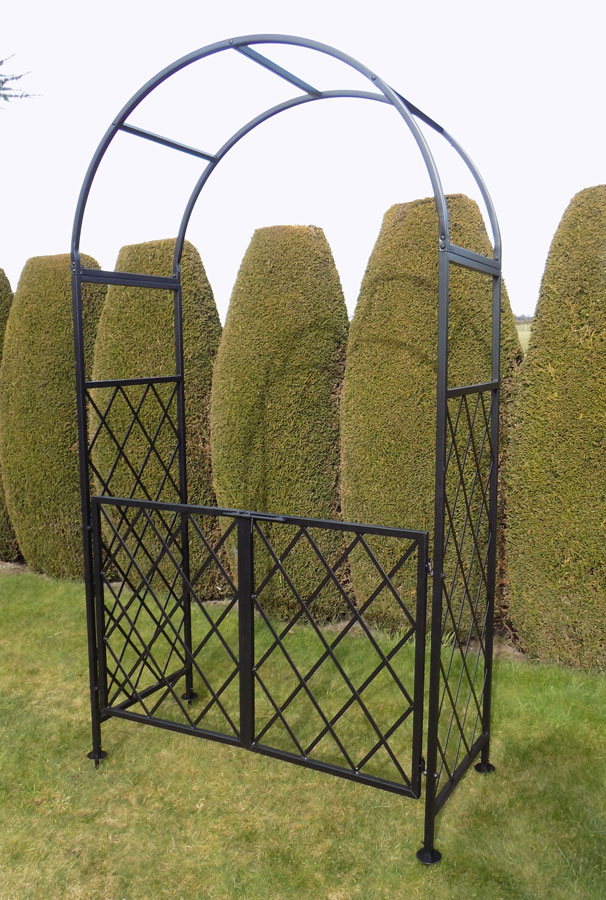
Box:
[71,34,455,270]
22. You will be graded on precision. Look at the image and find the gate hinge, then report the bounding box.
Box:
[419,756,425,773]
[425,558,434,577]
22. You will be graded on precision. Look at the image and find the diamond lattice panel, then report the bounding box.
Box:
[436,390,493,794]
[251,520,421,789]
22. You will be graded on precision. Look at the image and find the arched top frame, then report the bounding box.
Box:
[71,33,501,276]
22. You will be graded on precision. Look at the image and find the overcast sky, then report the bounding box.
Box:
[3,0,605,319]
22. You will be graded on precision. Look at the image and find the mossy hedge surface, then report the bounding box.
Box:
[91,239,222,594]
[506,186,606,671]
[210,226,349,621]
[341,196,521,630]
[0,268,19,561]
[0,255,105,577]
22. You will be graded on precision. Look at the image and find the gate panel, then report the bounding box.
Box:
[92,497,242,744]
[250,516,428,797]
[91,497,428,795]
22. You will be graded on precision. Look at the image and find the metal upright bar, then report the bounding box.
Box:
[237,517,254,748]
[172,278,195,702]
[475,272,501,774]
[418,242,451,866]
[72,262,107,763]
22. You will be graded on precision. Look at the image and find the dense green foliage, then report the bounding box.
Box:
[210,226,349,620]
[0,255,105,576]
[506,186,606,671]
[92,239,222,592]
[341,196,521,629]
[0,268,19,561]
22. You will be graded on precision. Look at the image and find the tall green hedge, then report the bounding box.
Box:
[210,226,349,621]
[506,186,606,671]
[0,268,19,562]
[341,196,521,630]
[91,239,222,593]
[0,255,105,577]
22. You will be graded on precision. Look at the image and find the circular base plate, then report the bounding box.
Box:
[181,691,198,702]
[87,749,107,762]
[417,847,442,865]
[474,761,496,774]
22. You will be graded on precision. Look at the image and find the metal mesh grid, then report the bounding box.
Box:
[435,388,493,799]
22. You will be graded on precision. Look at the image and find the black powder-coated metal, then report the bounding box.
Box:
[71,33,502,863]
[90,495,428,798]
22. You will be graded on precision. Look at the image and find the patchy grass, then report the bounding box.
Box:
[1,573,605,899]
[515,321,532,354]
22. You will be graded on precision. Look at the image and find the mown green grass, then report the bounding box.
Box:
[515,322,532,354]
[1,573,605,899]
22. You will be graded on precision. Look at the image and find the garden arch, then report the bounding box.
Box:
[72,35,502,865]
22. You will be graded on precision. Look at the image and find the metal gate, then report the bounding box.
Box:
[91,495,428,798]
[73,35,502,864]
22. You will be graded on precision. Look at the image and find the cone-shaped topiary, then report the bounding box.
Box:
[0,268,19,562]
[210,226,349,621]
[341,196,521,630]
[506,186,606,671]
[91,239,222,593]
[0,255,105,577]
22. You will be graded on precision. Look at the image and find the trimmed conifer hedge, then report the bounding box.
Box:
[0,255,105,577]
[91,239,222,592]
[506,186,606,671]
[210,225,349,621]
[341,196,521,630]
[0,268,19,562]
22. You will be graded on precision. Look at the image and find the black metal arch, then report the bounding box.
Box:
[72,34,502,868]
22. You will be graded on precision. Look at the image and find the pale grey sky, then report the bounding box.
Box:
[3,0,605,319]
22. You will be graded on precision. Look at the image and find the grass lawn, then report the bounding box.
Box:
[515,322,532,354]
[1,573,605,899]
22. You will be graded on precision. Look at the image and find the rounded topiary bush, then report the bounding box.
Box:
[0,255,105,577]
[341,195,520,631]
[0,268,19,562]
[506,186,606,671]
[210,225,349,621]
[91,239,222,593]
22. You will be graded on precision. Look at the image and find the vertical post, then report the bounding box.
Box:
[411,532,429,798]
[475,272,501,775]
[87,499,108,763]
[237,516,255,749]
[173,277,196,702]
[72,260,107,765]
[417,243,450,865]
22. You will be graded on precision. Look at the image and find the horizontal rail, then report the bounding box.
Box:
[253,742,419,798]
[236,45,322,96]
[447,380,498,398]
[92,494,427,541]
[103,707,242,748]
[86,375,180,389]
[447,245,500,275]
[79,268,178,290]
[119,123,217,161]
